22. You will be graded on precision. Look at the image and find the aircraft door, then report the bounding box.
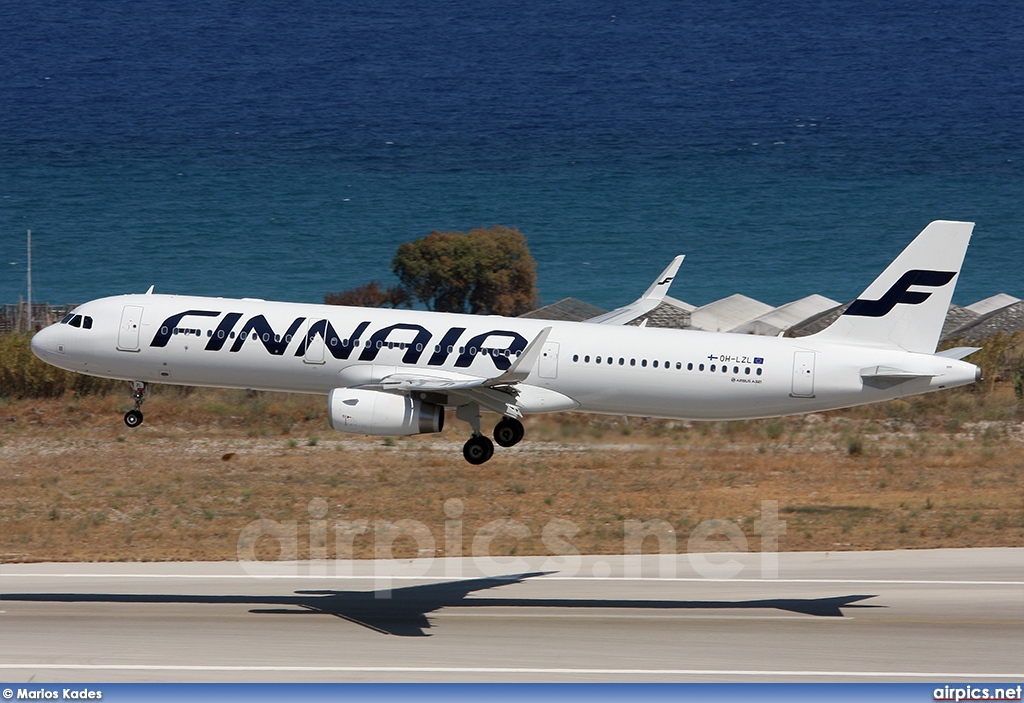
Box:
[117,305,144,352]
[539,342,559,379]
[303,318,326,365]
[791,350,816,397]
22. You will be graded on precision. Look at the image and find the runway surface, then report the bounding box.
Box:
[2,549,1022,682]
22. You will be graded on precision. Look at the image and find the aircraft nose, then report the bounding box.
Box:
[31,324,65,363]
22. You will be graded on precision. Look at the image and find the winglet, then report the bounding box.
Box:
[640,254,685,302]
[585,255,685,325]
[486,326,552,385]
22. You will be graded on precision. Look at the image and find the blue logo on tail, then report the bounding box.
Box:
[845,270,955,318]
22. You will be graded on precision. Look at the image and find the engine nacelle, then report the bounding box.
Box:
[327,388,444,436]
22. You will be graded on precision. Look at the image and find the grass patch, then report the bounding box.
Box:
[0,333,1022,562]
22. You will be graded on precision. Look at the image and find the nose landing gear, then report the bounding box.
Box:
[124,381,146,428]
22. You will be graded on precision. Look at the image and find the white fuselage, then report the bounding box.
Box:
[30,293,980,420]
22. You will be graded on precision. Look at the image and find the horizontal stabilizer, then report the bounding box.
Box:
[860,365,937,389]
[935,346,982,360]
[586,256,684,325]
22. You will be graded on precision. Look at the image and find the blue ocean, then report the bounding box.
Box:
[1,0,1022,311]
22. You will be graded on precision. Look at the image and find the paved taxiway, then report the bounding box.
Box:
[1,549,1021,682]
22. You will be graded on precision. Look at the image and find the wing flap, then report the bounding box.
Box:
[374,372,489,392]
[357,326,555,416]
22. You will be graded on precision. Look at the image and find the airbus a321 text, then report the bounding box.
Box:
[32,221,982,464]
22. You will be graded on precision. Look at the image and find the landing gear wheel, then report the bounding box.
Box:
[493,417,525,447]
[463,435,495,465]
[124,381,147,428]
[124,409,144,428]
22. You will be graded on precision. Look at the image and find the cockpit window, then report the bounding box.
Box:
[61,314,93,329]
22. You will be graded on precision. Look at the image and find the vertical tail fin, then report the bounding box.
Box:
[810,221,974,353]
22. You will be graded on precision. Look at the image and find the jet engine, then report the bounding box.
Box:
[327,388,444,436]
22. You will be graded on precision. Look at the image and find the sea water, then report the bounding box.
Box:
[1,0,1022,310]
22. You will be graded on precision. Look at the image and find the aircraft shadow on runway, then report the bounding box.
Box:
[1,571,882,636]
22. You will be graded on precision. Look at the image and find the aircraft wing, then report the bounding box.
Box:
[584,255,684,325]
[374,372,489,392]
[356,327,553,417]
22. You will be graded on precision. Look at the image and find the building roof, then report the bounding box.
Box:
[732,294,840,336]
[939,305,981,341]
[786,302,850,337]
[519,297,607,322]
[625,300,692,329]
[662,295,696,312]
[689,294,775,332]
[943,301,1024,343]
[518,291,1024,342]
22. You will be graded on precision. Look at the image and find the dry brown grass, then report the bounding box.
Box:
[1,384,1022,563]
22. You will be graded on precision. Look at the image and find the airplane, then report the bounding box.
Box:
[31,220,982,465]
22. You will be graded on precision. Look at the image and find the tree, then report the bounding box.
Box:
[324,281,410,308]
[391,226,537,315]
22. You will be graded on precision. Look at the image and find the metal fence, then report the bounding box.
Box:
[0,302,76,336]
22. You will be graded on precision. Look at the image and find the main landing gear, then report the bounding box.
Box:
[463,435,494,465]
[493,417,525,448]
[124,381,146,428]
[457,403,525,465]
